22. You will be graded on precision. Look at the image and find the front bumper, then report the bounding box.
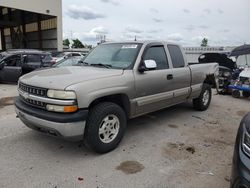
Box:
[15,97,88,141]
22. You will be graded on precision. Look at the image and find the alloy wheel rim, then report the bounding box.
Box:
[202,90,210,106]
[99,114,120,144]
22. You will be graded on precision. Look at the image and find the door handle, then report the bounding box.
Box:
[166,74,173,80]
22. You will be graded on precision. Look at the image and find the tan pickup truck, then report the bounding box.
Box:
[15,41,219,153]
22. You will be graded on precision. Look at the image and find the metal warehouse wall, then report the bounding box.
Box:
[0,0,62,51]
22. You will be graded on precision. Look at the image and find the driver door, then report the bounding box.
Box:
[134,44,174,115]
[0,55,22,83]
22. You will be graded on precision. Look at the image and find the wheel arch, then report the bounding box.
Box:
[88,94,131,118]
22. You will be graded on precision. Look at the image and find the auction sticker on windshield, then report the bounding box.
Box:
[121,45,138,49]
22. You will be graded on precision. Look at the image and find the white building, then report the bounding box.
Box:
[184,46,236,63]
[0,0,62,51]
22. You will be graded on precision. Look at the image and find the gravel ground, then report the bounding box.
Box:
[0,91,249,188]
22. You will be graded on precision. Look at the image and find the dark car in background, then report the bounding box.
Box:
[0,50,54,83]
[231,112,250,188]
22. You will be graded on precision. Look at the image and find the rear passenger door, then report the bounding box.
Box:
[134,43,174,115]
[167,45,191,101]
[0,55,22,83]
[22,54,42,74]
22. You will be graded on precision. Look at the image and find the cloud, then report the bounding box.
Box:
[182,9,190,14]
[167,33,184,42]
[153,18,164,23]
[217,9,224,14]
[67,5,106,20]
[199,25,209,29]
[125,26,143,34]
[184,25,195,32]
[100,0,119,6]
[68,26,108,42]
[147,29,163,33]
[218,29,230,33]
[203,9,211,14]
[150,8,159,13]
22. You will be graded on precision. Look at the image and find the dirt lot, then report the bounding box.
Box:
[0,90,249,188]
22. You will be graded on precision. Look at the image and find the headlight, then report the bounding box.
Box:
[46,104,78,113]
[242,123,250,157]
[47,90,76,99]
[223,71,231,77]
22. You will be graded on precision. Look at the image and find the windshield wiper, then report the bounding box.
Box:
[76,61,90,66]
[90,63,112,69]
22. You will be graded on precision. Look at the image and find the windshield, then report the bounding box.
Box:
[83,43,142,69]
[236,54,250,68]
[53,57,82,67]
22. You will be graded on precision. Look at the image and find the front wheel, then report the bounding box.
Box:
[84,102,127,153]
[193,83,212,111]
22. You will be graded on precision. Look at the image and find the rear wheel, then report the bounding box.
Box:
[242,91,250,98]
[193,83,212,111]
[84,102,127,153]
[232,90,241,98]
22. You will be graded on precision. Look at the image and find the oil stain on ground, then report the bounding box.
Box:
[168,124,178,128]
[116,161,144,174]
[236,110,248,117]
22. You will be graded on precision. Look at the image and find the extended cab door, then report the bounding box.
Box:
[0,55,22,83]
[134,43,174,115]
[167,45,191,101]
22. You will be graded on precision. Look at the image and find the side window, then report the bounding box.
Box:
[72,53,81,57]
[25,54,41,64]
[143,46,169,70]
[4,55,21,67]
[168,45,185,68]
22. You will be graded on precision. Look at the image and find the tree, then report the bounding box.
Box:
[63,39,70,47]
[201,38,208,47]
[71,39,85,48]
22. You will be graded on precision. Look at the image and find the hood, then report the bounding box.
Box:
[20,66,124,90]
[239,68,250,78]
[198,53,236,70]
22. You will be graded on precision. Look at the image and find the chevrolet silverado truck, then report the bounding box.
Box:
[15,41,219,153]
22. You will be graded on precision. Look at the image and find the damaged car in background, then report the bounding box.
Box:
[198,52,236,94]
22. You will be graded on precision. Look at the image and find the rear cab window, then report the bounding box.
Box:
[168,45,185,68]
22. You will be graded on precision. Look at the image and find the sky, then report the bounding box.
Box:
[62,0,250,46]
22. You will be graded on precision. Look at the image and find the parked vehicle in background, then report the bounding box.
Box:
[0,50,54,83]
[231,112,250,188]
[53,56,83,67]
[51,51,85,62]
[15,41,219,153]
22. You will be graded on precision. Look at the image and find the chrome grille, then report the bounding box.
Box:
[19,82,47,109]
[25,98,46,108]
[19,82,47,97]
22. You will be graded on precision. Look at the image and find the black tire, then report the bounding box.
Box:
[232,90,241,98]
[84,102,127,153]
[242,91,250,98]
[193,83,212,111]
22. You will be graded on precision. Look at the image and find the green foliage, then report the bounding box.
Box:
[63,39,70,47]
[71,39,85,48]
[201,38,208,47]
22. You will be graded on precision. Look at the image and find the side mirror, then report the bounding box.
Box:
[138,59,157,73]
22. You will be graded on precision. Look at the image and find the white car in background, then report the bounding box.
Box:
[52,51,85,62]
